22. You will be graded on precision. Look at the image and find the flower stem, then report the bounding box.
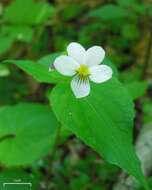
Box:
[142,21,152,79]
[51,125,61,160]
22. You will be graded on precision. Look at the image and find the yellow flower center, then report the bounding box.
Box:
[76,64,90,79]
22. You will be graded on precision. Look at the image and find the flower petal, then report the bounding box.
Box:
[54,55,79,76]
[71,76,90,98]
[67,42,86,64]
[84,46,105,67]
[89,65,112,83]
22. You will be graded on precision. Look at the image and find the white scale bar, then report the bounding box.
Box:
[3,182,32,187]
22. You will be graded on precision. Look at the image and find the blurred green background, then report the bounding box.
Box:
[0,0,151,189]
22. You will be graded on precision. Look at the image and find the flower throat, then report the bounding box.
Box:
[76,64,90,80]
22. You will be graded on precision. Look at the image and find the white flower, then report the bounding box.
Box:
[53,42,113,98]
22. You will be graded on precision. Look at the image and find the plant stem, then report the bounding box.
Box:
[50,125,61,160]
[142,21,152,79]
[134,20,152,136]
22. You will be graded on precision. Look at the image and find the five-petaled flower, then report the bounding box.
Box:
[52,42,113,98]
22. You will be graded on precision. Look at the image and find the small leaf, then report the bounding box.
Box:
[0,103,59,166]
[0,35,14,55]
[61,4,84,21]
[117,0,137,7]
[121,24,140,40]
[3,0,54,25]
[0,64,10,77]
[117,0,146,15]
[38,53,61,67]
[126,81,148,100]
[89,4,130,21]
[143,102,152,124]
[2,25,34,43]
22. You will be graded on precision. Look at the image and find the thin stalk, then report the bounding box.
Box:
[142,21,152,79]
[50,125,61,161]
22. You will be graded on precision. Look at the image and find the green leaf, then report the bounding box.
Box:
[0,168,39,190]
[61,4,84,21]
[3,0,54,25]
[0,103,59,166]
[120,68,142,83]
[117,0,137,7]
[4,59,66,84]
[89,4,130,21]
[143,102,152,124]
[5,56,116,84]
[125,81,148,100]
[137,177,152,190]
[50,78,148,189]
[0,25,33,55]
[2,25,34,43]
[147,5,152,17]
[117,0,146,15]
[121,24,140,40]
[0,64,10,77]
[38,53,61,67]
[102,58,118,77]
[0,35,14,55]
[70,172,90,190]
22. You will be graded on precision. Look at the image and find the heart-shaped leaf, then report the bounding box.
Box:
[0,103,59,166]
[4,59,66,84]
[50,78,148,189]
